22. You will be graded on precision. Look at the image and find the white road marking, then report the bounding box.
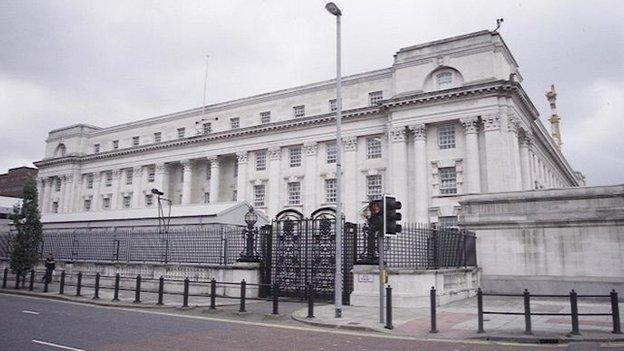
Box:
[22,310,40,315]
[31,339,86,351]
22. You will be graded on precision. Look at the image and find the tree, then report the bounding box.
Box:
[10,179,43,280]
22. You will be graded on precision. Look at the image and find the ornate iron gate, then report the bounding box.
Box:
[260,208,355,304]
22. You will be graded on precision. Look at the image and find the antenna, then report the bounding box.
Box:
[493,18,504,33]
[201,55,210,120]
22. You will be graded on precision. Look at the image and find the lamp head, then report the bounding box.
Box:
[151,188,164,196]
[244,207,258,226]
[325,2,342,16]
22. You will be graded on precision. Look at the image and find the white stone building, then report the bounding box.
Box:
[34,30,582,226]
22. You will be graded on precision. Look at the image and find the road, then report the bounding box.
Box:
[0,293,616,351]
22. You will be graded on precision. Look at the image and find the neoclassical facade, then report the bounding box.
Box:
[34,30,582,225]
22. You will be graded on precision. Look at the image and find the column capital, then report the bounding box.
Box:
[342,136,357,152]
[519,131,535,147]
[133,166,143,175]
[155,163,167,174]
[507,115,520,134]
[236,151,249,163]
[482,114,501,131]
[268,147,281,160]
[460,116,480,134]
[112,169,122,178]
[65,174,74,183]
[410,124,427,141]
[207,156,221,167]
[303,142,318,156]
[390,127,407,143]
[180,159,193,171]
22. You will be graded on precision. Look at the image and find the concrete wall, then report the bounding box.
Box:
[459,184,624,295]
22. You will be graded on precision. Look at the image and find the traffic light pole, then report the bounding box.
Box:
[379,194,387,324]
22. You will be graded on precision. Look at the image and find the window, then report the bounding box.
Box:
[326,142,337,164]
[366,174,383,201]
[293,105,305,118]
[86,174,93,189]
[439,167,457,195]
[260,111,271,124]
[205,163,212,180]
[436,71,453,89]
[52,201,59,213]
[105,171,113,187]
[145,194,153,206]
[437,125,455,149]
[203,123,211,134]
[369,91,383,106]
[122,195,132,209]
[94,144,100,153]
[83,199,91,211]
[147,166,155,183]
[287,182,301,206]
[439,216,458,228]
[256,150,267,171]
[126,168,133,185]
[177,128,185,139]
[153,132,162,143]
[253,185,265,207]
[102,197,111,210]
[366,137,382,159]
[232,190,237,201]
[112,140,119,150]
[132,136,140,146]
[204,192,210,204]
[289,146,302,167]
[325,178,336,203]
[329,99,337,112]
[230,117,240,129]
[55,178,62,192]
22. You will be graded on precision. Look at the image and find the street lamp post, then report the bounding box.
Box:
[238,207,260,262]
[325,1,343,319]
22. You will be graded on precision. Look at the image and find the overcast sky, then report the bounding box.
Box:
[1,0,622,186]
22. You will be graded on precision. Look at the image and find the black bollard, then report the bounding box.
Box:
[14,273,19,289]
[477,288,485,333]
[570,290,580,335]
[523,289,532,335]
[76,272,82,296]
[93,273,100,300]
[59,271,66,294]
[29,270,35,291]
[611,290,622,334]
[44,278,49,293]
[2,267,7,288]
[134,274,141,303]
[272,284,279,315]
[209,278,216,310]
[112,273,120,301]
[239,280,246,313]
[307,284,314,319]
[385,285,393,330]
[430,286,438,333]
[182,277,189,308]
[157,276,164,306]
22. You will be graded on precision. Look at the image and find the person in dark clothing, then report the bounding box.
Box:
[42,253,55,284]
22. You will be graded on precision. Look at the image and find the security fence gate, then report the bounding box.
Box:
[259,208,355,304]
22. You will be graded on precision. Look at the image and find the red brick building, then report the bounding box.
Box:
[0,167,38,198]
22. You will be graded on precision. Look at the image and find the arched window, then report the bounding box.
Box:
[423,67,464,92]
[436,71,453,89]
[54,143,66,157]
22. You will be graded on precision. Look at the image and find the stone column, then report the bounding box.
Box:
[389,127,408,216]
[411,124,429,223]
[482,114,509,192]
[460,116,481,194]
[342,136,358,222]
[111,170,121,209]
[132,166,143,208]
[60,175,70,213]
[519,132,533,190]
[236,152,249,203]
[154,163,168,199]
[93,173,102,210]
[37,178,46,213]
[267,147,281,218]
[208,156,221,203]
[507,116,523,191]
[303,142,318,214]
[181,159,193,205]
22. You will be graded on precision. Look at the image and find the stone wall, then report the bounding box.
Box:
[459,184,624,295]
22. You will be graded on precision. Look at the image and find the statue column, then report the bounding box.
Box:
[181,159,193,205]
[236,151,249,203]
[303,142,318,215]
[342,136,358,222]
[132,166,143,208]
[111,170,121,209]
[411,124,429,223]
[208,156,221,203]
[267,147,282,218]
[460,116,481,194]
[390,127,408,217]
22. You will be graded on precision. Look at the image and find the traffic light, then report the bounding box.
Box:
[367,199,383,232]
[384,195,402,235]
